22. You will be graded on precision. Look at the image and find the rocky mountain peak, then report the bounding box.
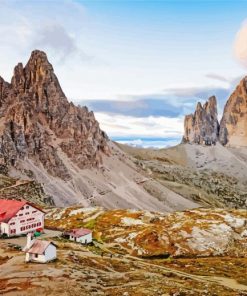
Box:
[0,50,110,180]
[183,96,219,144]
[219,76,247,146]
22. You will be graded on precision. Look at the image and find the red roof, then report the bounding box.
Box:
[0,199,27,223]
[25,240,55,255]
[66,228,92,238]
[0,199,44,223]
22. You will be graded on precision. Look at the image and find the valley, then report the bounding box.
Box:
[0,206,247,296]
[0,49,246,296]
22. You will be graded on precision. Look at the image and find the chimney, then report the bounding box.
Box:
[26,232,35,249]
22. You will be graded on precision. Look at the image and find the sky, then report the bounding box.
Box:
[1,0,247,148]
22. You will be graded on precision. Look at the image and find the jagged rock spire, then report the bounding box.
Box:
[219,76,247,146]
[0,50,110,179]
[183,96,219,145]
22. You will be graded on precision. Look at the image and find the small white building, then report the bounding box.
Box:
[24,233,57,263]
[65,228,92,244]
[0,199,45,237]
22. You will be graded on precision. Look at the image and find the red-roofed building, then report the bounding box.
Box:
[64,228,92,244]
[0,199,45,237]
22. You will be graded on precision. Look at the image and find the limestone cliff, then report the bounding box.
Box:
[183,96,219,144]
[219,77,247,146]
[0,50,110,180]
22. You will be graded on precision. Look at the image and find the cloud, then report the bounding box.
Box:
[234,20,247,68]
[94,112,184,139]
[83,82,237,120]
[0,0,91,66]
[85,98,185,118]
[114,138,181,149]
[34,23,77,57]
[32,22,92,62]
[205,73,229,83]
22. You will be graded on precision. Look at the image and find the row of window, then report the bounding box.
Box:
[18,210,37,217]
[10,217,36,225]
[20,222,42,231]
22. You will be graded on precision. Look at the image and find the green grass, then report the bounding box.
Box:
[84,219,96,230]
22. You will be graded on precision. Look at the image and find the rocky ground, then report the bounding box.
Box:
[45,206,247,258]
[0,173,53,206]
[119,143,247,209]
[0,206,247,296]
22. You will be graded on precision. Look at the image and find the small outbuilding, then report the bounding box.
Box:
[24,233,57,263]
[64,228,92,244]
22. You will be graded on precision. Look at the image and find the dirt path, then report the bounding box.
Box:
[0,180,31,191]
[3,229,62,248]
[70,241,247,293]
[124,255,247,292]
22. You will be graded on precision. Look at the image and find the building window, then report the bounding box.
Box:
[26,212,30,215]
[20,220,25,223]
[19,213,23,216]
[35,254,38,258]
[26,206,29,209]
[10,222,15,225]
[32,210,37,213]
[10,229,16,234]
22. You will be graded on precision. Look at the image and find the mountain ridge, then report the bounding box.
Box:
[0,50,199,211]
[183,76,247,147]
[0,50,110,179]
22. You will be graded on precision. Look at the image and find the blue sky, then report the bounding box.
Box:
[1,0,247,147]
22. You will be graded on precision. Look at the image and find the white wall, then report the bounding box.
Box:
[69,233,92,244]
[26,253,46,263]
[3,204,45,237]
[0,222,9,236]
[25,244,56,263]
[44,244,57,261]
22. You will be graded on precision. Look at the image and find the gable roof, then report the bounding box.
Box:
[0,199,27,223]
[66,228,92,238]
[0,199,45,223]
[25,240,56,255]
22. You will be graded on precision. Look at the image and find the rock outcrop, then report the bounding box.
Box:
[46,206,247,258]
[183,96,219,145]
[0,50,110,180]
[219,76,247,146]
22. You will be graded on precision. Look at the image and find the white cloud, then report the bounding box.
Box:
[94,112,184,138]
[205,73,229,83]
[33,23,77,59]
[234,20,247,68]
[116,138,180,149]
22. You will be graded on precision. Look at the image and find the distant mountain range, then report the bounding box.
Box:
[183,77,247,147]
[0,50,246,211]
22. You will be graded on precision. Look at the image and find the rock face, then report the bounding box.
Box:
[0,50,110,180]
[183,96,219,145]
[219,77,247,146]
[184,77,247,147]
